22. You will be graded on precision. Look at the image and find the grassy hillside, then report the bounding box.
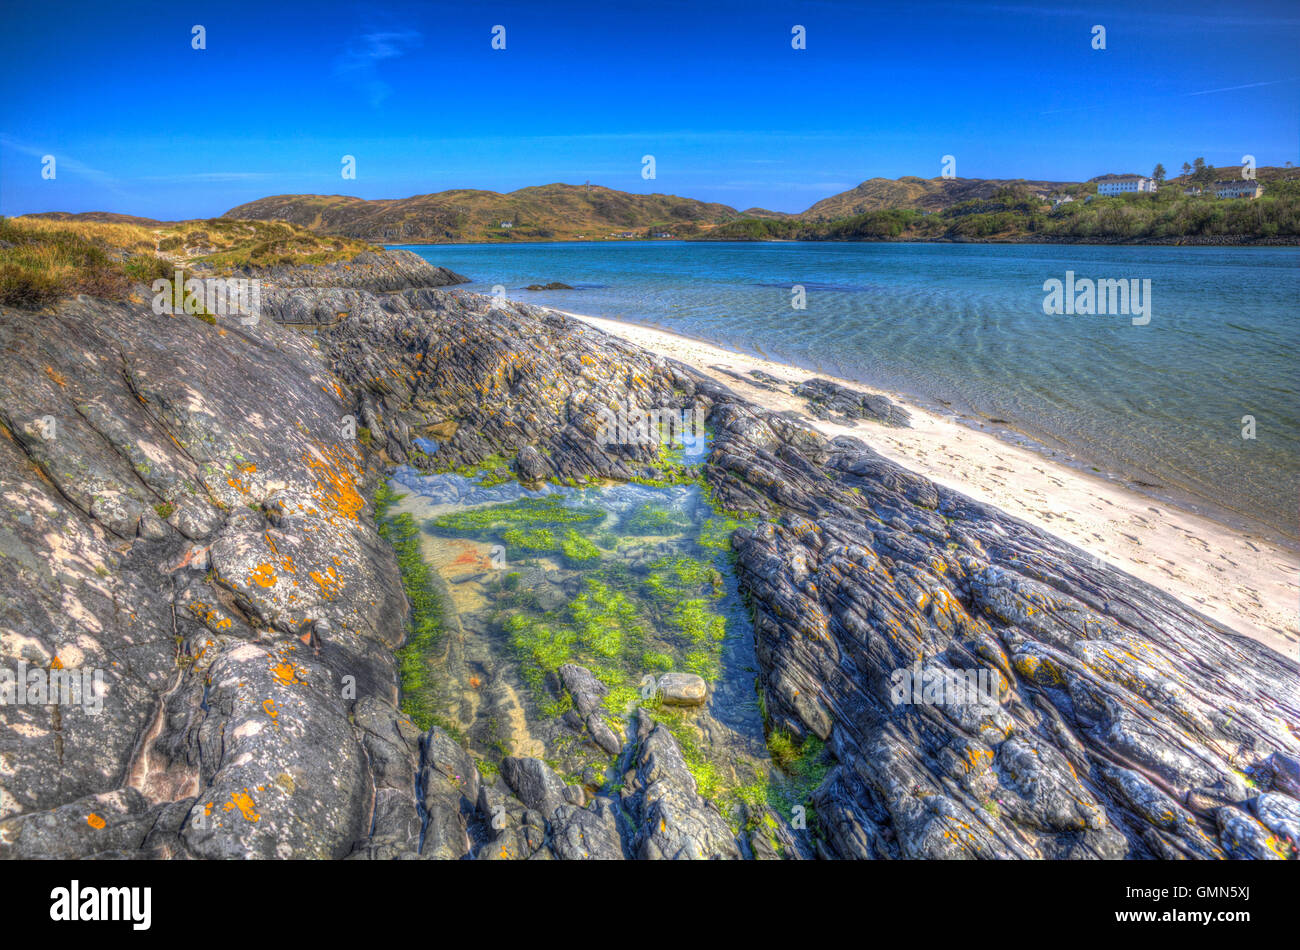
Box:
[0,215,375,309]
[24,210,170,227]
[800,176,1075,220]
[225,183,742,243]
[706,176,1300,244]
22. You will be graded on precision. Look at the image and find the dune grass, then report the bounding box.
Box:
[182,218,374,270]
[0,216,169,309]
[0,215,377,310]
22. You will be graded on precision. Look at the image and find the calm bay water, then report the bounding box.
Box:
[395,241,1300,544]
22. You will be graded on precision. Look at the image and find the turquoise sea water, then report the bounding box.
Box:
[395,241,1300,545]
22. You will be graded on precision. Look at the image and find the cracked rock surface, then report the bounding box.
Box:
[1,249,1295,860]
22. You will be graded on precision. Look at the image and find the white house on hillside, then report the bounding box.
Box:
[1214,181,1264,199]
[1097,176,1159,196]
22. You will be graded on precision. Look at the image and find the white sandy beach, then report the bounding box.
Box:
[563,310,1300,658]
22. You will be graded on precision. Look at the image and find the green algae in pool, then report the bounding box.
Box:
[381,470,817,839]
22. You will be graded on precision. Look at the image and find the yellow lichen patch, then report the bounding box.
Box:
[268,644,307,686]
[1265,835,1295,859]
[303,443,364,524]
[1013,652,1066,687]
[265,534,297,574]
[309,565,343,599]
[927,586,962,616]
[249,563,277,588]
[222,789,261,822]
[964,746,994,772]
[269,658,305,686]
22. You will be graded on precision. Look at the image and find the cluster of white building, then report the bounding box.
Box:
[1210,180,1265,199]
[1096,176,1160,196]
[1092,175,1265,199]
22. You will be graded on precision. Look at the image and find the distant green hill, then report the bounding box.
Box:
[799,176,1074,219]
[708,172,1300,244]
[225,184,742,243]
[222,170,1300,245]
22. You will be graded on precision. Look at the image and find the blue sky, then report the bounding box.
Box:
[1,0,1297,217]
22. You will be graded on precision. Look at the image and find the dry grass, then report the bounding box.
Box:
[0,217,170,308]
[180,219,374,269]
[0,216,378,309]
[8,216,159,252]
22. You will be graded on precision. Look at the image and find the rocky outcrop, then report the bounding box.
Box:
[558,663,621,754]
[250,249,468,293]
[1,248,1295,860]
[0,280,411,858]
[254,253,468,328]
[794,377,911,427]
[307,270,1297,860]
[0,256,754,861]
[630,715,741,859]
[456,707,742,860]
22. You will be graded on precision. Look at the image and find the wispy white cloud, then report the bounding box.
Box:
[333,30,422,107]
[1185,78,1300,97]
[1041,76,1299,115]
[139,171,278,183]
[0,134,119,185]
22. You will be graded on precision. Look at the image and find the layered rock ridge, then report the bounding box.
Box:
[0,249,1294,860]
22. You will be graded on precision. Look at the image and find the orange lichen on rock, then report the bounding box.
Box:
[86,813,105,829]
[265,534,297,574]
[249,563,277,588]
[303,442,364,524]
[309,564,343,599]
[222,789,261,822]
[270,659,305,685]
[269,645,307,686]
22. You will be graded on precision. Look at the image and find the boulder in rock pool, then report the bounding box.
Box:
[657,673,708,706]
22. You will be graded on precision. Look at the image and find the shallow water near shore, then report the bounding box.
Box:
[396,240,1300,544]
[385,467,808,831]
